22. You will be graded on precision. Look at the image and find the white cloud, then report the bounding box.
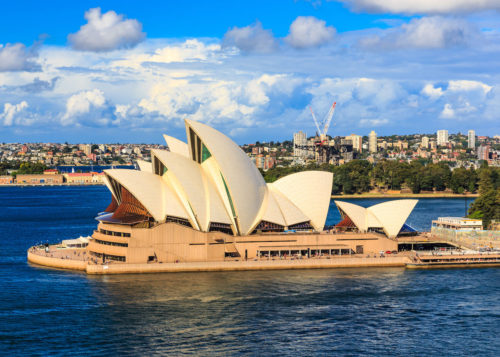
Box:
[440,101,477,119]
[401,17,476,48]
[222,21,278,54]
[245,74,284,105]
[135,73,307,130]
[68,8,145,52]
[112,39,221,69]
[421,84,444,99]
[62,89,116,126]
[138,79,255,125]
[285,16,335,49]
[360,17,477,49]
[1,101,29,126]
[440,103,455,118]
[341,0,500,14]
[448,80,492,93]
[0,43,40,72]
[421,80,492,109]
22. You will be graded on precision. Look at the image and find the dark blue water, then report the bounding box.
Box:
[1,187,499,356]
[56,165,135,173]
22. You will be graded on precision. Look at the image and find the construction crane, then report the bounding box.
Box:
[295,101,354,164]
[309,101,336,143]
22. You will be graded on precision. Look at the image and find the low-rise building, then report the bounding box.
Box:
[0,175,14,184]
[16,174,64,185]
[432,217,483,231]
[64,172,94,184]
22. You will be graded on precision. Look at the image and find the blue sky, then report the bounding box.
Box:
[0,0,499,143]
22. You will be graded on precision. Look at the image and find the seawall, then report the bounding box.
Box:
[86,257,409,274]
[27,250,86,271]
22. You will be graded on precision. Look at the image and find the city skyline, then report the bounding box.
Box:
[1,1,500,144]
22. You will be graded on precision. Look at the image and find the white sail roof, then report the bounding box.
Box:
[136,159,152,173]
[185,119,267,235]
[104,169,189,222]
[334,199,418,238]
[369,200,418,238]
[268,185,310,226]
[260,188,286,227]
[163,134,190,158]
[335,201,368,232]
[205,173,233,225]
[273,171,333,231]
[152,149,209,231]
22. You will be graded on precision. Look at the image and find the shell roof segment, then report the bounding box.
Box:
[267,185,310,226]
[185,119,267,235]
[334,199,418,238]
[273,171,333,231]
[369,200,418,238]
[136,159,152,173]
[152,149,210,231]
[104,169,170,222]
[163,134,190,158]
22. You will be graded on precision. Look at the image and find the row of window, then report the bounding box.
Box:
[90,251,126,262]
[93,238,128,247]
[166,216,192,227]
[99,229,131,237]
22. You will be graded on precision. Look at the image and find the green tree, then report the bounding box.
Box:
[333,160,372,194]
[468,167,500,228]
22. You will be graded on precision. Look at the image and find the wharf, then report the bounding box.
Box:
[407,252,500,269]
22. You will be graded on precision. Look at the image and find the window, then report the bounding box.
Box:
[254,220,284,232]
[90,251,126,262]
[209,222,232,235]
[94,239,128,247]
[153,156,167,176]
[288,221,313,231]
[99,228,131,237]
[201,144,212,162]
[166,216,192,227]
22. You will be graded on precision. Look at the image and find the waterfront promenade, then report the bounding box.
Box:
[28,244,411,274]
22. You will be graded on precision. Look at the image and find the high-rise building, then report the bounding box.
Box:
[293,131,307,158]
[468,130,476,149]
[477,145,490,161]
[346,134,362,152]
[421,136,429,149]
[369,130,377,153]
[437,130,449,146]
[79,144,92,156]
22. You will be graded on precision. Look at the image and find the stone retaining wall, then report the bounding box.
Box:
[27,251,86,271]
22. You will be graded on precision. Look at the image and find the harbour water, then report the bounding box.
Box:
[1,186,499,355]
[56,165,135,173]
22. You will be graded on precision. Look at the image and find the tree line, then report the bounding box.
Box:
[261,159,495,195]
[0,162,48,177]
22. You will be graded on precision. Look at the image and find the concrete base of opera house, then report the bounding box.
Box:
[27,247,410,274]
[27,221,409,274]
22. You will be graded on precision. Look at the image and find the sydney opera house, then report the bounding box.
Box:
[80,119,417,265]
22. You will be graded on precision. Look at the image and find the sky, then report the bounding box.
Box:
[0,0,499,144]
